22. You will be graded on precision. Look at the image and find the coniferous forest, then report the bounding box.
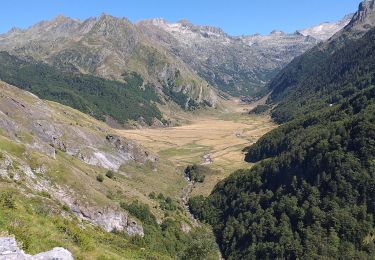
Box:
[189,22,375,260]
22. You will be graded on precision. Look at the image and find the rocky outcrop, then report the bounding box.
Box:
[346,0,375,32]
[71,205,144,236]
[0,237,73,260]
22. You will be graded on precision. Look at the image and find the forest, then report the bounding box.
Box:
[267,28,375,124]
[0,52,162,125]
[189,24,375,260]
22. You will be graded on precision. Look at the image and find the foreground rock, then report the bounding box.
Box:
[0,237,73,260]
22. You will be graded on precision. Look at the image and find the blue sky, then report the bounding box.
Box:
[0,0,362,36]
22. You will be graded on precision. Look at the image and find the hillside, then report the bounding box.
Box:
[267,0,375,123]
[0,51,163,126]
[0,81,219,259]
[189,1,375,259]
[191,88,375,259]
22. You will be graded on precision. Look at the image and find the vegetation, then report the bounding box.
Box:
[105,170,115,179]
[185,164,213,183]
[96,174,104,182]
[267,27,375,124]
[0,51,162,125]
[189,27,375,259]
[250,104,270,115]
[120,200,218,259]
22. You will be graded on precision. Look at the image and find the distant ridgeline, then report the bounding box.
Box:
[189,5,375,260]
[0,51,162,125]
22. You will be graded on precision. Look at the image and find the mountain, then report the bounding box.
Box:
[266,0,375,123]
[297,14,353,41]
[0,13,350,103]
[137,16,349,97]
[0,14,218,111]
[189,1,375,259]
[0,51,165,127]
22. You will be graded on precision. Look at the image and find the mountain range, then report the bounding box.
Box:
[0,12,351,102]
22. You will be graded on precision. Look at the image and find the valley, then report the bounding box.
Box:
[1,1,375,259]
[119,101,276,197]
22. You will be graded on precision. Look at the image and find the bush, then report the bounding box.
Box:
[96,174,104,182]
[250,104,270,115]
[148,192,157,199]
[184,164,212,183]
[105,170,115,179]
[120,200,157,226]
[0,191,16,209]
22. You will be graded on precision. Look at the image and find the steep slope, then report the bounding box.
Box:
[0,14,218,110]
[0,81,218,259]
[137,16,349,97]
[267,0,375,123]
[191,88,375,259]
[189,1,375,259]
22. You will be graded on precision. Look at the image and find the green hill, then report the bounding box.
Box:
[0,51,162,125]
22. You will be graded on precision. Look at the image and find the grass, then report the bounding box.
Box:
[0,186,172,260]
[119,104,276,196]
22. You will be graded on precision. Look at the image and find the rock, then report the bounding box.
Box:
[70,204,144,236]
[0,237,73,260]
[106,134,158,165]
[346,0,375,32]
[151,117,165,128]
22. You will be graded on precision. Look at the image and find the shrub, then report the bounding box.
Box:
[148,192,157,199]
[120,200,157,226]
[96,174,104,182]
[184,164,212,183]
[250,104,270,115]
[0,191,16,209]
[105,170,115,179]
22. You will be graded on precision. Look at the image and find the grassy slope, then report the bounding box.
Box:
[0,82,219,259]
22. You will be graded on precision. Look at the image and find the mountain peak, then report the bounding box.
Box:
[346,0,375,31]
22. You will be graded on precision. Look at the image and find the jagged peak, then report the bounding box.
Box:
[346,0,375,31]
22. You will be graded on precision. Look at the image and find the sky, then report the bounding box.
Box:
[0,0,362,36]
